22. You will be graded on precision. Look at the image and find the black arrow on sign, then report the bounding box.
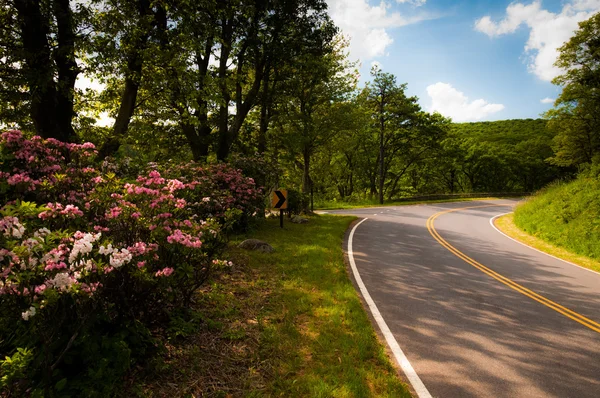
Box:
[274,191,286,208]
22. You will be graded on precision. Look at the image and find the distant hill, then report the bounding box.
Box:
[451,119,552,146]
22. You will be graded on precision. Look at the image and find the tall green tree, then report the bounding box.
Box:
[364,67,424,203]
[547,12,600,167]
[275,36,356,209]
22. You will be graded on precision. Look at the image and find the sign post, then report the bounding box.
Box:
[271,189,288,228]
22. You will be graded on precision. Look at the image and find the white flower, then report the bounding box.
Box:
[109,248,132,268]
[47,272,75,292]
[69,233,98,264]
[12,226,24,239]
[83,259,94,272]
[0,216,25,238]
[34,228,51,238]
[22,306,36,321]
[98,244,114,255]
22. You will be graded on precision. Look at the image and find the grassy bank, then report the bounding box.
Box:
[129,215,411,397]
[495,213,600,273]
[513,176,600,262]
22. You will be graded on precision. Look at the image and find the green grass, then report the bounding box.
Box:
[495,213,600,273]
[514,176,600,261]
[315,196,512,210]
[243,215,410,397]
[130,215,411,397]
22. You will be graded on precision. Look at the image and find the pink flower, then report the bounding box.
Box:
[166,229,202,248]
[34,285,47,294]
[106,206,122,219]
[155,267,174,277]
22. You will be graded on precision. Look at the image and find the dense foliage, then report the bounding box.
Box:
[310,117,566,203]
[0,131,262,395]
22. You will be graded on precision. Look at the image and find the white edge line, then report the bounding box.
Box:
[348,218,433,398]
[490,212,600,276]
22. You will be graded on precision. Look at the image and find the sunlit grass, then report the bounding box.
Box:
[496,213,600,273]
[131,215,411,396]
[241,215,411,397]
[513,177,600,262]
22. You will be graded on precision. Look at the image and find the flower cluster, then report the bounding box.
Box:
[0,132,254,395]
[0,216,25,239]
[0,218,108,315]
[0,130,98,205]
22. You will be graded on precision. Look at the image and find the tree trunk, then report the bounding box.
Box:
[181,123,204,161]
[258,64,271,154]
[15,0,77,142]
[98,0,151,159]
[302,147,311,213]
[216,19,232,161]
[52,0,78,142]
[378,112,385,204]
[302,147,311,195]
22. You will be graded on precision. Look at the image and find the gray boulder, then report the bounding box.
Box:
[291,215,309,224]
[238,239,274,253]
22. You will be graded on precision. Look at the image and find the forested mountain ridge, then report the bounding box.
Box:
[451,119,551,145]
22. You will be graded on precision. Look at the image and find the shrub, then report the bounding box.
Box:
[0,131,262,395]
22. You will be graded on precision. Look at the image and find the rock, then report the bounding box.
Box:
[291,215,309,224]
[238,239,274,253]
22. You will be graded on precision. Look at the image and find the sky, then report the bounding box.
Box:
[325,0,600,122]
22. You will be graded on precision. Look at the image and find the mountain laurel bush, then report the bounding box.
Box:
[0,131,264,395]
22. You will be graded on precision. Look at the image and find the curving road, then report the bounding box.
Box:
[327,200,600,398]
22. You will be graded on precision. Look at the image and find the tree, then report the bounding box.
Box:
[364,67,424,203]
[1,0,83,141]
[275,35,356,210]
[85,0,162,158]
[547,12,600,167]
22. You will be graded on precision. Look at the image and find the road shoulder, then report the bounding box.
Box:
[493,213,600,274]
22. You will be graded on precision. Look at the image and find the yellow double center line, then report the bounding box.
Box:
[427,204,600,334]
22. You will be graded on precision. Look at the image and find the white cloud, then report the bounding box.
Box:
[426,82,505,122]
[474,0,600,81]
[540,97,555,104]
[326,0,431,61]
[396,0,426,5]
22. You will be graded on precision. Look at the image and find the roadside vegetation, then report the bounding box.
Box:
[513,171,600,263]
[129,215,411,397]
[496,213,600,273]
[509,13,600,266]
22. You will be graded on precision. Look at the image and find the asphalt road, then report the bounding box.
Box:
[327,200,600,398]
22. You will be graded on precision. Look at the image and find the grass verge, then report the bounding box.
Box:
[316,196,517,210]
[494,213,600,273]
[513,177,600,261]
[128,215,411,397]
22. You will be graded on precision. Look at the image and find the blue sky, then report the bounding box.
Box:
[325,0,600,122]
